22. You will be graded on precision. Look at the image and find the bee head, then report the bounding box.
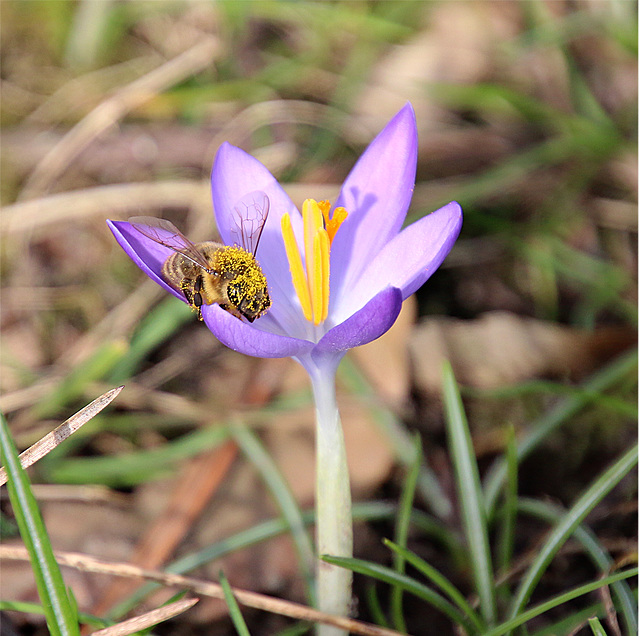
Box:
[226,272,271,322]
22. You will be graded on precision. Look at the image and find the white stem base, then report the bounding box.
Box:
[312,370,353,636]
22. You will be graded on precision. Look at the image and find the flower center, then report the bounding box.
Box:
[281,199,348,325]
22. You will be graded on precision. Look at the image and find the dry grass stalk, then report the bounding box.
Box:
[90,598,199,636]
[19,38,220,199]
[0,545,406,636]
[0,387,123,486]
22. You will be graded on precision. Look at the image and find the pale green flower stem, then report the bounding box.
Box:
[310,367,353,636]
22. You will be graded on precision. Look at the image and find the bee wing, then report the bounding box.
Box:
[129,216,212,271]
[229,191,270,255]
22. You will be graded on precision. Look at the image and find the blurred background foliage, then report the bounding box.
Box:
[0,1,636,635]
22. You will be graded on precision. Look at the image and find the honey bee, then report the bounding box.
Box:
[130,191,271,322]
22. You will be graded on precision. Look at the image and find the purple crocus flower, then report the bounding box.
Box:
[108,103,461,630]
[108,103,461,377]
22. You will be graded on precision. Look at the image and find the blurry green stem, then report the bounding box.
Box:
[311,368,353,636]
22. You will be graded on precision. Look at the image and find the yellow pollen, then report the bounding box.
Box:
[281,198,348,325]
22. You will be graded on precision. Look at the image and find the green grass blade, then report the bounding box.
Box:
[517,497,637,636]
[441,361,497,625]
[484,568,638,636]
[321,554,473,632]
[587,616,608,636]
[508,444,638,619]
[364,583,390,628]
[0,413,80,636]
[384,539,485,634]
[0,600,108,629]
[47,424,230,486]
[496,426,518,598]
[66,588,79,628]
[529,602,604,636]
[390,433,421,633]
[230,423,315,604]
[219,570,252,636]
[483,350,637,516]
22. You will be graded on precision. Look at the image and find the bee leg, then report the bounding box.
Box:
[180,278,193,304]
[179,280,201,319]
[193,275,204,321]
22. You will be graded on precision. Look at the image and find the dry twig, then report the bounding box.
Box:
[0,387,123,486]
[91,598,199,636]
[1,545,407,636]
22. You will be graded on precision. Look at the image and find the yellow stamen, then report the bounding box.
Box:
[319,228,330,322]
[311,228,331,324]
[281,212,312,321]
[282,198,348,325]
[303,199,323,287]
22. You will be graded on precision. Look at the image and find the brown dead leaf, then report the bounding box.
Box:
[410,310,636,393]
[350,296,416,409]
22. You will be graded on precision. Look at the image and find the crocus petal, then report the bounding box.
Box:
[211,142,299,249]
[314,286,403,356]
[337,202,463,320]
[203,303,315,359]
[107,220,184,302]
[211,143,308,337]
[329,104,418,304]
